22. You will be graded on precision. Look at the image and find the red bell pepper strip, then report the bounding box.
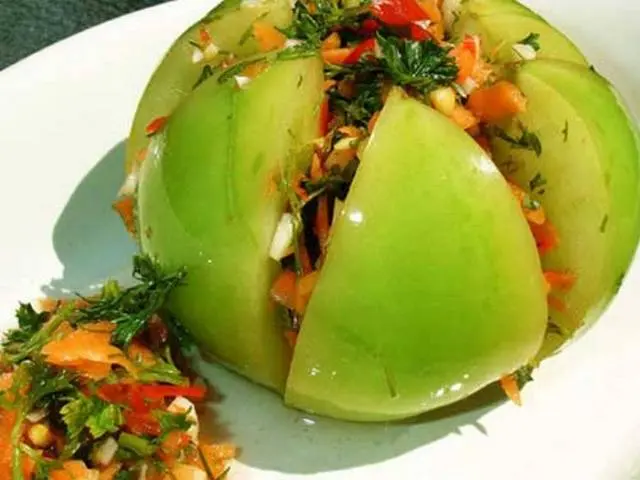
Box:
[343,38,377,64]
[357,18,381,36]
[138,384,207,400]
[370,0,429,26]
[144,116,168,136]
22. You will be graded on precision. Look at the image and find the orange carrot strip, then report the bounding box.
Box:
[547,295,566,312]
[417,0,442,23]
[323,79,337,91]
[544,271,576,291]
[322,48,354,65]
[295,271,320,314]
[252,21,287,52]
[368,110,381,133]
[284,330,298,348]
[450,105,479,130]
[270,270,298,311]
[321,32,341,50]
[310,153,324,181]
[315,196,331,254]
[499,374,522,406]
[99,463,122,480]
[299,241,313,275]
[530,221,559,255]
[113,195,136,235]
[467,81,527,123]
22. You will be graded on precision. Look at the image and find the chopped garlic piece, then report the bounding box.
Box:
[234,75,252,88]
[512,43,537,60]
[168,396,200,443]
[118,172,138,197]
[460,77,478,95]
[191,47,204,64]
[94,437,119,466]
[203,42,220,61]
[285,39,303,48]
[429,87,456,116]
[269,213,295,261]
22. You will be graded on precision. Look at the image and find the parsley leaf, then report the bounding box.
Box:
[61,394,123,456]
[492,125,542,157]
[518,32,541,52]
[76,255,187,347]
[375,34,458,93]
[283,0,370,46]
[2,303,48,347]
[155,410,193,435]
[137,357,186,386]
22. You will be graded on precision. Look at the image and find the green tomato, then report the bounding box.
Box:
[125,0,293,174]
[284,90,548,421]
[137,57,325,391]
[450,0,587,65]
[491,60,640,359]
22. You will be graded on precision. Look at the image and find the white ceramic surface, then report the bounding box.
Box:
[1,0,639,478]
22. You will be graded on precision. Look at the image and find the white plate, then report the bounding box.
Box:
[1,0,640,478]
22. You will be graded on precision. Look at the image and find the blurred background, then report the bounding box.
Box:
[0,0,170,70]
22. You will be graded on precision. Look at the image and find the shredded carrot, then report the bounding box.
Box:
[252,21,287,52]
[368,110,381,133]
[529,221,559,255]
[325,148,357,170]
[99,463,122,480]
[299,242,313,274]
[318,95,332,136]
[51,461,97,480]
[449,36,477,83]
[499,374,522,406]
[292,172,310,201]
[321,32,341,50]
[192,444,236,478]
[270,270,298,311]
[284,330,298,348]
[310,153,324,181]
[467,81,527,123]
[241,60,268,79]
[113,195,136,235]
[315,196,331,254]
[508,182,546,225]
[449,105,479,130]
[295,271,320,314]
[42,328,134,380]
[322,48,354,65]
[323,79,337,91]
[544,271,576,292]
[417,0,442,23]
[127,342,157,366]
[144,116,168,136]
[547,295,566,312]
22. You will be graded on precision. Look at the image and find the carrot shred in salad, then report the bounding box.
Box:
[0,256,234,480]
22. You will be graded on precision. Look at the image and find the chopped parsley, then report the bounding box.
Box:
[528,172,547,192]
[518,32,541,51]
[76,255,187,347]
[492,125,542,157]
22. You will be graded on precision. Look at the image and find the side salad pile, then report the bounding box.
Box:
[0,256,234,480]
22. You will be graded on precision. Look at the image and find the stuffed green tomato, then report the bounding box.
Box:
[115,0,640,421]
